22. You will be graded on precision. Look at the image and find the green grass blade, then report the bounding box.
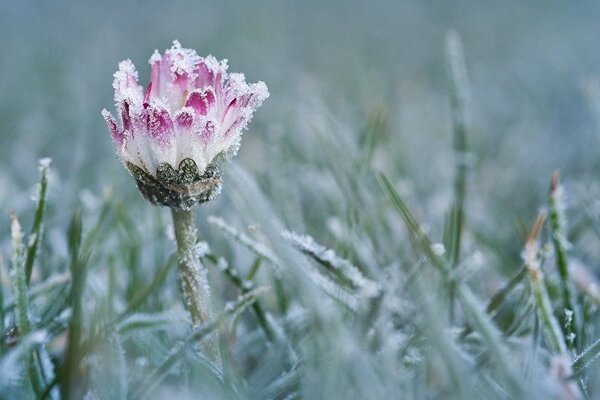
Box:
[3,273,70,314]
[208,216,282,269]
[25,159,51,285]
[524,213,567,356]
[60,208,90,399]
[572,337,600,375]
[445,31,470,269]
[282,230,379,298]
[10,212,46,398]
[548,171,577,350]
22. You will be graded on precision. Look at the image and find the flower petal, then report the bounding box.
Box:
[185,88,216,116]
[102,109,125,144]
[174,108,194,129]
[139,104,175,145]
[112,59,143,103]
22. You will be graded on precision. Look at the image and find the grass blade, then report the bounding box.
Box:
[524,212,567,355]
[445,31,470,268]
[208,216,282,270]
[548,171,577,350]
[59,208,90,399]
[10,212,46,398]
[282,230,379,298]
[25,158,51,285]
[572,337,600,375]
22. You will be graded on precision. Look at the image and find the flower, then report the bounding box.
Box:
[102,40,269,209]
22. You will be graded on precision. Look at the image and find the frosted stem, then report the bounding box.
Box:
[170,207,220,362]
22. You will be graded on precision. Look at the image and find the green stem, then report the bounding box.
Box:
[170,208,220,361]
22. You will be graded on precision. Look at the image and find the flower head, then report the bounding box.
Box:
[102,40,269,209]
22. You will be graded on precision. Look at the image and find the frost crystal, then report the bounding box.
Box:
[38,157,52,170]
[102,41,269,209]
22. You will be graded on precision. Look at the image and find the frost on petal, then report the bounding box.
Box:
[174,108,194,129]
[164,40,201,87]
[194,55,228,91]
[185,88,216,116]
[200,121,216,143]
[143,82,152,106]
[118,100,133,131]
[248,81,270,108]
[138,103,175,145]
[113,59,143,104]
[102,109,125,144]
[104,42,268,208]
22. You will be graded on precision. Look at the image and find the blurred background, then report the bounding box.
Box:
[2,1,600,398]
[2,1,600,243]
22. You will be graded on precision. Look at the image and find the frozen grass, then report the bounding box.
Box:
[2,1,600,399]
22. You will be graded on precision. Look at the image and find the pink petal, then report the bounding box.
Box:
[120,100,132,131]
[175,109,194,129]
[200,121,216,143]
[143,82,152,106]
[185,88,216,116]
[140,105,174,144]
[102,109,125,144]
[113,59,143,103]
[149,51,162,98]
[224,116,245,138]
[222,98,238,122]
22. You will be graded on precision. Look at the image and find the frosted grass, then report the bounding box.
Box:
[1,2,600,399]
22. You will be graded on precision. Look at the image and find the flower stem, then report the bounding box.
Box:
[170,208,220,361]
[171,208,211,325]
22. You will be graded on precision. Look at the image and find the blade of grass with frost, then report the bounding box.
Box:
[303,263,360,312]
[202,248,274,341]
[113,255,176,324]
[132,289,263,399]
[117,312,181,336]
[524,213,567,356]
[572,337,600,375]
[3,273,70,314]
[445,30,470,269]
[81,189,113,254]
[410,270,474,398]
[461,266,528,337]
[10,212,47,398]
[208,216,283,270]
[60,208,91,399]
[0,330,46,392]
[378,173,523,395]
[262,366,301,400]
[25,158,50,284]
[548,171,577,350]
[359,105,389,169]
[282,230,379,298]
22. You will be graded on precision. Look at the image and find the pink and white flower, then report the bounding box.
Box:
[102,40,269,209]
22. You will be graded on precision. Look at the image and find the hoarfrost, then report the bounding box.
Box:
[193,241,210,259]
[282,230,379,298]
[38,157,52,170]
[208,216,282,269]
[431,243,446,256]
